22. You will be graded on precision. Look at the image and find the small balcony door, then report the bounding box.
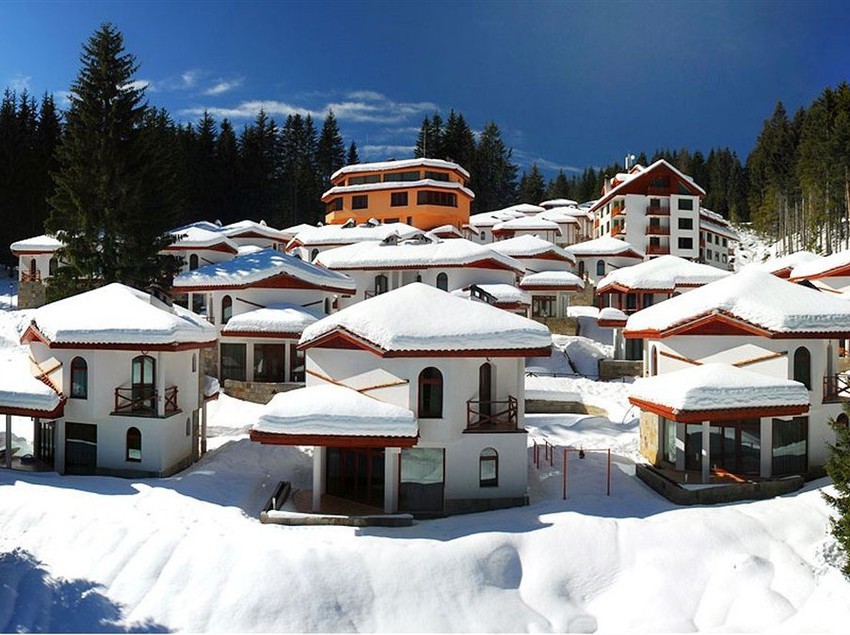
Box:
[479,362,493,419]
[132,355,156,412]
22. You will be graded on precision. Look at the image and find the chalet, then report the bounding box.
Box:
[321,158,474,230]
[285,220,420,261]
[164,225,239,273]
[6,283,217,476]
[566,236,644,284]
[463,208,524,244]
[249,283,552,515]
[220,219,292,251]
[744,251,820,279]
[535,208,584,246]
[172,248,356,387]
[789,249,850,294]
[314,235,524,308]
[625,269,850,483]
[491,216,562,243]
[488,234,576,273]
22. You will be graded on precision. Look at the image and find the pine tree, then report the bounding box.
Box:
[414,116,431,158]
[442,110,476,170]
[824,411,850,576]
[215,119,239,225]
[46,23,178,299]
[471,121,517,212]
[316,110,345,187]
[346,141,360,165]
[518,163,546,204]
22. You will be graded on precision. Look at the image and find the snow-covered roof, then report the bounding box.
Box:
[519,271,585,290]
[590,159,706,213]
[540,198,578,208]
[331,157,470,181]
[744,251,820,276]
[489,235,576,263]
[170,221,223,233]
[699,209,739,241]
[790,249,850,280]
[252,384,417,438]
[315,237,523,273]
[322,178,474,201]
[236,245,265,257]
[301,283,552,355]
[597,255,730,292]
[630,363,809,413]
[429,224,464,238]
[167,227,239,251]
[465,209,525,228]
[0,355,63,414]
[221,220,291,241]
[10,234,64,254]
[567,237,644,258]
[282,223,316,235]
[492,216,562,233]
[222,303,322,336]
[289,222,421,247]
[27,283,216,346]
[451,284,531,306]
[625,269,850,336]
[598,307,628,326]
[535,209,581,224]
[506,203,546,215]
[173,248,356,292]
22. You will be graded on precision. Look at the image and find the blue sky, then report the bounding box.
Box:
[1,0,848,176]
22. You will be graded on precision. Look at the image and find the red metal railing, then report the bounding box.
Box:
[466,396,518,431]
[21,270,41,283]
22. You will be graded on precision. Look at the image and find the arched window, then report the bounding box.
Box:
[596,259,605,276]
[48,257,58,276]
[70,356,88,399]
[479,448,498,487]
[375,274,388,295]
[189,254,199,270]
[191,353,197,373]
[310,248,319,261]
[418,367,443,418]
[793,346,811,390]
[436,272,448,291]
[126,427,142,462]
[836,413,849,429]
[578,261,585,277]
[415,274,422,283]
[221,295,233,324]
[131,355,156,412]
[324,297,331,314]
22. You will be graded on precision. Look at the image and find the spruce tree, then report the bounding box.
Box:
[346,141,360,165]
[518,163,546,204]
[414,116,431,158]
[471,121,517,212]
[546,170,572,201]
[824,412,850,576]
[442,110,476,170]
[316,110,346,187]
[215,119,239,224]
[46,23,178,299]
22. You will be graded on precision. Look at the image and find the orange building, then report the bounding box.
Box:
[321,158,474,230]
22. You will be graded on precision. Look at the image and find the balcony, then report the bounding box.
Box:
[612,227,626,239]
[646,244,670,256]
[466,396,519,432]
[646,205,670,216]
[646,225,670,236]
[114,385,179,416]
[21,270,41,283]
[611,206,625,218]
[823,374,850,403]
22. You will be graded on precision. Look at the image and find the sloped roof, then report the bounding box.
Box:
[625,269,850,337]
[222,303,322,336]
[519,271,585,290]
[10,234,64,254]
[744,251,820,277]
[331,157,470,181]
[597,255,730,293]
[489,235,576,263]
[26,283,216,347]
[567,237,644,258]
[316,237,523,273]
[167,226,239,252]
[590,159,706,213]
[492,216,562,233]
[172,248,356,292]
[300,282,551,356]
[221,220,291,241]
[790,249,850,281]
[0,354,64,416]
[289,222,421,247]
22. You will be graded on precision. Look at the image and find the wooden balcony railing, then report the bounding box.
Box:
[21,270,41,283]
[611,206,624,218]
[466,396,518,431]
[646,225,670,236]
[646,244,670,255]
[823,374,850,403]
[646,205,670,216]
[114,385,179,415]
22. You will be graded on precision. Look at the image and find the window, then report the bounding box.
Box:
[221,295,233,325]
[714,234,720,244]
[707,248,713,259]
[254,344,286,382]
[650,346,658,376]
[642,293,654,308]
[352,194,368,210]
[416,191,457,207]
[837,413,849,429]
[69,357,88,399]
[772,417,808,475]
[324,297,331,314]
[391,192,408,207]
[310,248,319,261]
[327,197,343,212]
[48,257,58,276]
[383,170,420,182]
[126,427,142,462]
[131,355,156,412]
[793,347,811,390]
[532,295,556,317]
[479,448,498,487]
[418,367,443,418]
[578,261,585,277]
[678,198,694,211]
[596,260,605,276]
[424,170,450,182]
[625,337,643,361]
[189,254,199,270]
[722,238,728,247]
[375,274,389,295]
[192,293,205,316]
[348,175,380,185]
[191,354,197,373]
[678,237,694,249]
[220,343,247,381]
[436,272,448,291]
[678,217,694,230]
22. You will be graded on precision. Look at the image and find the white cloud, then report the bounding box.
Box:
[203,78,243,96]
[9,74,31,92]
[346,90,385,102]
[181,70,199,88]
[121,79,151,92]
[513,149,582,174]
[55,90,72,108]
[181,100,315,120]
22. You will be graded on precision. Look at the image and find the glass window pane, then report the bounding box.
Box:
[772,417,808,475]
[399,448,444,512]
[220,343,246,381]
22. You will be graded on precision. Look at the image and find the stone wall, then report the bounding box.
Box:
[533,317,578,336]
[17,281,46,309]
[223,379,302,404]
[525,399,607,416]
[598,359,643,381]
[202,346,219,379]
[639,411,660,464]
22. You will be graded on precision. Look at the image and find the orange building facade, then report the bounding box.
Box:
[321,158,474,230]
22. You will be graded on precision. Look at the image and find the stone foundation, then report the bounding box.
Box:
[224,379,303,404]
[639,411,660,464]
[525,399,607,416]
[598,359,643,381]
[17,281,46,309]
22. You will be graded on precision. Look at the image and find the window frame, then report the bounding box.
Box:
[70,356,88,399]
[418,367,443,418]
[479,448,499,487]
[126,427,142,462]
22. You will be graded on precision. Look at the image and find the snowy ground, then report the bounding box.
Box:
[0,277,18,311]
[2,299,850,632]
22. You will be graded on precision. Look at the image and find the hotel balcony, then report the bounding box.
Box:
[646,205,670,216]
[646,225,670,236]
[113,385,180,417]
[823,374,850,403]
[466,396,520,432]
[646,244,671,256]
